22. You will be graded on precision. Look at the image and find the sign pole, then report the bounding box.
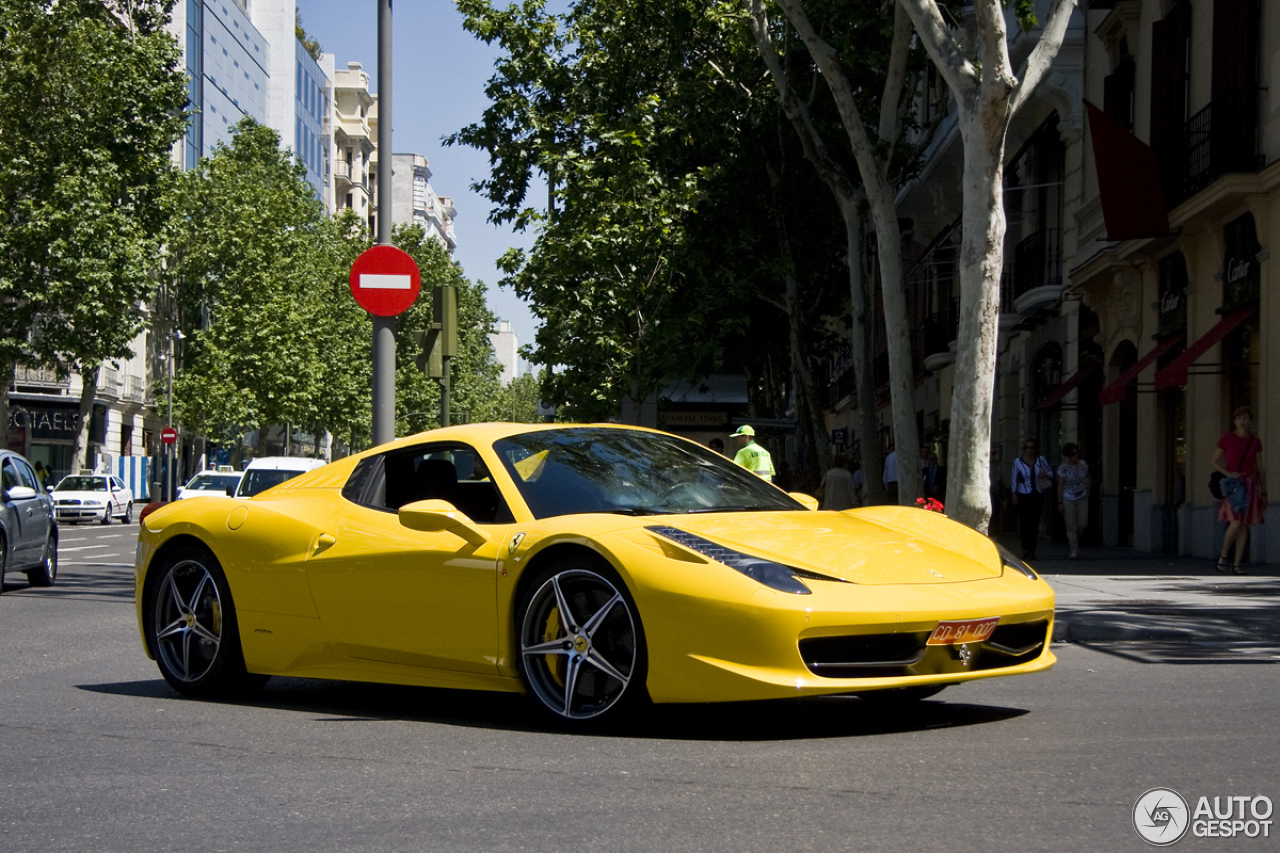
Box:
[372,0,396,446]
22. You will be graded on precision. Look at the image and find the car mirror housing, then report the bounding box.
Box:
[398,499,490,545]
[5,485,38,501]
[788,492,819,511]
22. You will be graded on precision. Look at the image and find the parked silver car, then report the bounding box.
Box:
[0,450,58,592]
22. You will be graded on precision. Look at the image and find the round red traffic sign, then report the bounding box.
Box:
[349,245,421,317]
[161,427,178,445]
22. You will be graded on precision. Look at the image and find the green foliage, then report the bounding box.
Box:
[503,370,544,423]
[393,227,504,432]
[0,0,188,373]
[166,120,371,447]
[451,0,848,422]
[295,10,323,62]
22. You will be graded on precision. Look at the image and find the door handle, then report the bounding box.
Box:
[313,533,337,555]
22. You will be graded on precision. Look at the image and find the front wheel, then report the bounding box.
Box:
[145,545,266,697]
[100,506,111,525]
[122,502,133,524]
[26,533,57,587]
[518,562,647,723]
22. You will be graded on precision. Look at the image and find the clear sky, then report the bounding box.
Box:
[294,0,542,370]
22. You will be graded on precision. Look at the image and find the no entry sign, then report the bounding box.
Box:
[161,427,178,445]
[349,245,421,317]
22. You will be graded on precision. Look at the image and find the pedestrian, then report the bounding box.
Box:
[730,425,775,481]
[33,460,49,490]
[1011,438,1053,560]
[1213,405,1267,575]
[883,445,899,504]
[921,445,946,503]
[818,454,857,511]
[1056,443,1091,559]
[708,438,725,455]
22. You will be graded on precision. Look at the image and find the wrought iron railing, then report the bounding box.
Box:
[1011,228,1062,300]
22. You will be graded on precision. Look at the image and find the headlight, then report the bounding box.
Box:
[647,526,813,594]
[997,543,1039,580]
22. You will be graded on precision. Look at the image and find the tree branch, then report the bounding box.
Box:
[1009,0,1079,116]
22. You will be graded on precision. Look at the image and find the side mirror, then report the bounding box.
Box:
[4,485,38,501]
[399,499,490,545]
[788,492,819,511]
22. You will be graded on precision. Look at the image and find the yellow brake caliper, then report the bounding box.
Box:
[544,606,565,687]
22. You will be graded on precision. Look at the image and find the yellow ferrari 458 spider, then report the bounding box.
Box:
[135,423,1054,724]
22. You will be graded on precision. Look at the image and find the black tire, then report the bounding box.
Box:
[144,544,267,698]
[100,505,111,525]
[123,502,133,524]
[516,558,648,724]
[26,533,57,587]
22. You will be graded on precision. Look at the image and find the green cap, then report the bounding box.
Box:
[731,425,755,437]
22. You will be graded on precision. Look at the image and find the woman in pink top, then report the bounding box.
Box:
[1213,405,1268,574]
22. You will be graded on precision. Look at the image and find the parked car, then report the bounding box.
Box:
[233,456,326,498]
[134,423,1055,725]
[0,449,58,592]
[52,474,134,524]
[177,469,244,500]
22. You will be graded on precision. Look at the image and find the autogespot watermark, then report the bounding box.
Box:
[1133,787,1274,845]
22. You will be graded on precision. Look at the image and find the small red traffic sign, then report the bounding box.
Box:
[161,427,178,445]
[349,245,421,317]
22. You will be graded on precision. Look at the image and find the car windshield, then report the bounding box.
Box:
[56,476,107,492]
[238,468,304,497]
[186,474,241,492]
[494,428,802,519]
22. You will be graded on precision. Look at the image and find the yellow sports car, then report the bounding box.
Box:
[134,423,1055,724]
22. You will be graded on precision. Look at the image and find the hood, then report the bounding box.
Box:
[646,509,1002,585]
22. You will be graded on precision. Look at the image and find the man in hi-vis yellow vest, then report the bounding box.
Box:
[730,425,775,481]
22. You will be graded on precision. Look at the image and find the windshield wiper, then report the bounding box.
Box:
[606,506,665,516]
[679,505,775,514]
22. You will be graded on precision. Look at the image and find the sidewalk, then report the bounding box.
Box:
[994,536,1280,646]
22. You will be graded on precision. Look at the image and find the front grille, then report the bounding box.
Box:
[800,619,1050,679]
[799,632,930,678]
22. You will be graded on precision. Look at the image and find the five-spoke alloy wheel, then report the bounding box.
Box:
[146,546,262,697]
[518,563,646,723]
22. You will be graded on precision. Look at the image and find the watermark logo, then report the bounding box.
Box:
[1133,789,1274,844]
[1134,788,1190,846]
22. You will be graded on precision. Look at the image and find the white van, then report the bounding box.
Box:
[233,456,326,499]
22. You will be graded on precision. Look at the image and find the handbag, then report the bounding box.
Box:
[1209,471,1225,500]
[1211,437,1257,500]
[1034,457,1053,493]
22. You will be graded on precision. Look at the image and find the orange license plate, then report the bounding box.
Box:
[927,617,999,646]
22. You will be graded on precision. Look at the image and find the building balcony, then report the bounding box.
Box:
[1011,228,1063,314]
[12,364,68,392]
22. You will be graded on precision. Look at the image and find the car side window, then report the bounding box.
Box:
[14,459,40,491]
[342,443,512,524]
[2,459,19,491]
[111,477,125,491]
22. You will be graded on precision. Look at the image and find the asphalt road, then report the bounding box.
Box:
[1,525,1277,852]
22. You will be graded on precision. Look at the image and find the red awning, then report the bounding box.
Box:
[1097,335,1184,406]
[1152,306,1256,391]
[1033,363,1099,411]
[1085,101,1171,240]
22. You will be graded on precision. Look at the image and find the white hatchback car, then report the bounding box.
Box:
[233,456,326,498]
[52,474,134,524]
[177,469,244,499]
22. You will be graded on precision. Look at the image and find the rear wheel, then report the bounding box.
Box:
[26,533,57,587]
[517,560,647,724]
[145,545,266,697]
